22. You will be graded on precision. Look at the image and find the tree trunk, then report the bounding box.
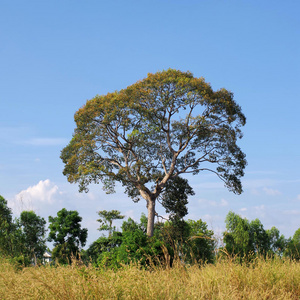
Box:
[146,198,156,237]
[138,189,156,237]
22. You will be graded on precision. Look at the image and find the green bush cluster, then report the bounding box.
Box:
[223,211,300,260]
[82,213,215,268]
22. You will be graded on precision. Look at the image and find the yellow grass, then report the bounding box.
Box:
[1,257,300,299]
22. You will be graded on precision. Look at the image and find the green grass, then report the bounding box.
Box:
[1,256,300,299]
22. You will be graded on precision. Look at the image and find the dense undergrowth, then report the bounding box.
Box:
[1,255,300,299]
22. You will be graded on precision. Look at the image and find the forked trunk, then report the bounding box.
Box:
[147,198,156,237]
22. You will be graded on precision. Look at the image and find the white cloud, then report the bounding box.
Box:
[297,194,300,201]
[263,187,281,196]
[240,207,247,212]
[13,180,59,213]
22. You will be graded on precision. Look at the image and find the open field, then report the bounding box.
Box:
[1,257,300,300]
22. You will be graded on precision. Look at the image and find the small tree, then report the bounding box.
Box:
[61,69,247,236]
[266,226,287,256]
[249,218,270,256]
[223,211,252,257]
[0,195,15,256]
[186,219,215,263]
[97,210,125,237]
[48,208,88,264]
[19,211,47,265]
[0,196,26,262]
[285,228,300,260]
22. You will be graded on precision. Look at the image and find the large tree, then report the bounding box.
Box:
[61,69,247,236]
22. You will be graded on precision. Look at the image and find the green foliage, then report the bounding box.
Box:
[18,211,47,264]
[0,196,27,264]
[0,195,14,255]
[86,212,216,269]
[266,226,287,256]
[97,210,124,237]
[87,215,164,269]
[284,228,300,260]
[223,211,288,259]
[223,211,252,257]
[48,208,88,264]
[249,218,270,256]
[61,69,247,236]
[85,232,123,265]
[185,219,216,263]
[0,196,48,266]
[155,218,215,264]
[0,195,13,226]
[293,228,300,244]
[160,176,194,222]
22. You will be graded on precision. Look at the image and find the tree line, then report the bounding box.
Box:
[1,195,300,267]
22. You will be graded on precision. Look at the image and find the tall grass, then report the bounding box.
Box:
[1,256,300,299]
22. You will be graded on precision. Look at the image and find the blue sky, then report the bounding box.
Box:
[1,1,299,247]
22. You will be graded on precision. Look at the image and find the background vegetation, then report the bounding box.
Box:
[1,193,300,267]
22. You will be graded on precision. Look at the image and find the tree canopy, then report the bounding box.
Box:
[19,211,47,265]
[48,208,88,264]
[160,176,194,222]
[61,69,247,236]
[0,195,16,256]
[223,211,288,259]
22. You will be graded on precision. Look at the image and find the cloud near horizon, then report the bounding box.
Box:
[12,179,59,213]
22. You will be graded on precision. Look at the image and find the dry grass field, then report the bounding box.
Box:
[1,256,300,299]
